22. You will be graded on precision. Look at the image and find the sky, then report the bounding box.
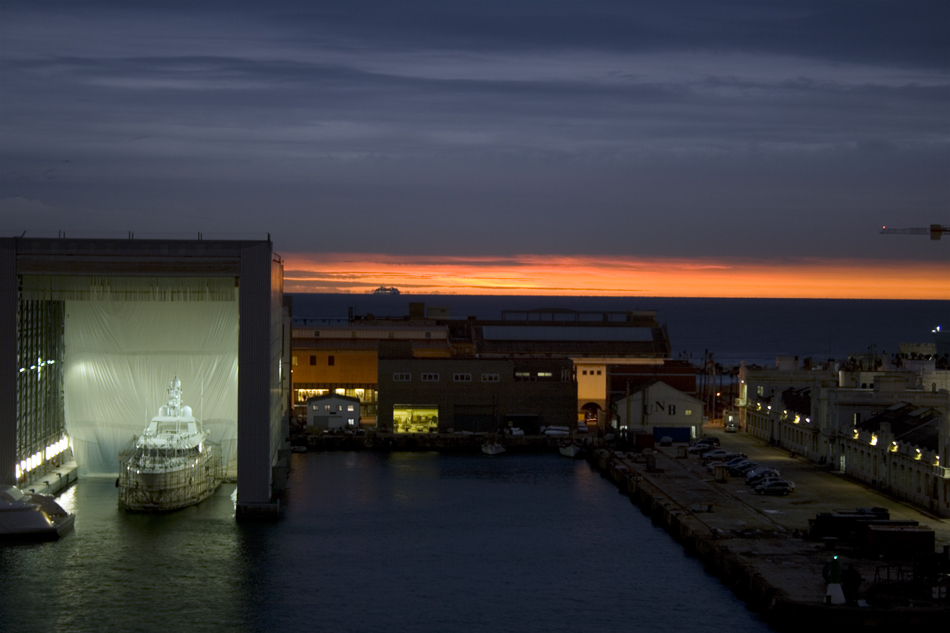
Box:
[1,1,948,298]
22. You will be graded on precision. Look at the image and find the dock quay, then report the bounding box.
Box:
[298,430,570,453]
[20,460,78,497]
[589,428,950,629]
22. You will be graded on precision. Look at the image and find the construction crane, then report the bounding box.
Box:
[880,224,950,240]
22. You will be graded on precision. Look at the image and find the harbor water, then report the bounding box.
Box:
[2,452,770,633]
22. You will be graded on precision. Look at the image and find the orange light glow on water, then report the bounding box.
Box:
[283,253,949,299]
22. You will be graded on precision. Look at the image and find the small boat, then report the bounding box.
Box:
[0,485,75,540]
[558,440,584,458]
[481,440,506,455]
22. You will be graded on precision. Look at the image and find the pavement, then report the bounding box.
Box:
[616,426,950,609]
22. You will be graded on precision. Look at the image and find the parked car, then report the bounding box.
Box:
[687,443,716,455]
[754,477,795,490]
[692,437,720,447]
[724,423,739,433]
[754,480,795,495]
[746,468,780,484]
[659,436,673,446]
[727,461,757,476]
[700,449,734,462]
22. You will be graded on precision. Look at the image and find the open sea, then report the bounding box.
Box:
[290,294,949,366]
[2,295,946,632]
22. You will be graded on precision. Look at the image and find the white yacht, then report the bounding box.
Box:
[118,377,221,511]
[0,485,75,540]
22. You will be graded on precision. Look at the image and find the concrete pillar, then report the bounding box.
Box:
[0,239,16,485]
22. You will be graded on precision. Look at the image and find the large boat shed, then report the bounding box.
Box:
[0,237,290,518]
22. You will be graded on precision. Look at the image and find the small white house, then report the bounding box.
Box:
[614,380,704,441]
[306,394,361,430]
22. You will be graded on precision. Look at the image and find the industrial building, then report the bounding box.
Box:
[1,237,290,517]
[292,302,678,428]
[305,393,361,431]
[738,359,950,517]
[377,342,576,434]
[613,380,705,441]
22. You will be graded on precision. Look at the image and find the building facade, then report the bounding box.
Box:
[613,380,704,441]
[377,343,576,434]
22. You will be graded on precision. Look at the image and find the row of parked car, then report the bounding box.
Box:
[689,437,796,496]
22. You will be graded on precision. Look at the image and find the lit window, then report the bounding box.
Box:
[454,373,472,382]
[757,386,764,396]
[393,373,411,381]
[292,356,298,366]
[481,373,500,382]
[347,405,355,411]
[421,373,440,382]
[685,410,692,416]
[538,372,553,378]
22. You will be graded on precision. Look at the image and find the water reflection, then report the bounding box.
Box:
[2,453,769,633]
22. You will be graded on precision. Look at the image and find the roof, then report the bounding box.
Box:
[305,394,361,405]
[856,402,944,451]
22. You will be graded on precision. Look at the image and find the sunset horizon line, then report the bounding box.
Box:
[282,252,949,300]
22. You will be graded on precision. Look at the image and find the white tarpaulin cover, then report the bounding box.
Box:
[60,293,239,475]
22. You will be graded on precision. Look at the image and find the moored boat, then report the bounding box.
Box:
[0,485,75,540]
[118,377,221,512]
[558,440,584,458]
[481,439,506,455]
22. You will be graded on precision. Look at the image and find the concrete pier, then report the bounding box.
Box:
[20,460,78,497]
[589,429,950,629]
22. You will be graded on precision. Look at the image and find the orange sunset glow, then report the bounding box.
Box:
[283,253,950,299]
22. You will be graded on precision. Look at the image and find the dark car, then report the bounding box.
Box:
[687,443,716,455]
[693,437,720,447]
[746,468,780,484]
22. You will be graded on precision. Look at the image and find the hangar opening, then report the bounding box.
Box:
[19,275,240,477]
[1,238,290,518]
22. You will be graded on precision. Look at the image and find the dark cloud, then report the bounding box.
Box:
[1,1,947,263]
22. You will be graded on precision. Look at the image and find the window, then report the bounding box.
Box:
[669,404,676,415]
[292,356,298,366]
[347,405,355,411]
[454,373,472,382]
[685,409,693,416]
[537,371,553,378]
[596,370,602,375]
[388,332,394,338]
[425,332,431,338]
[582,370,587,375]
[347,418,355,426]
[421,373,440,382]
[515,371,531,379]
[324,405,331,411]
[328,355,335,366]
[481,373,500,382]
[756,386,764,397]
[315,331,320,337]
[393,373,411,381]
[310,355,317,366]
